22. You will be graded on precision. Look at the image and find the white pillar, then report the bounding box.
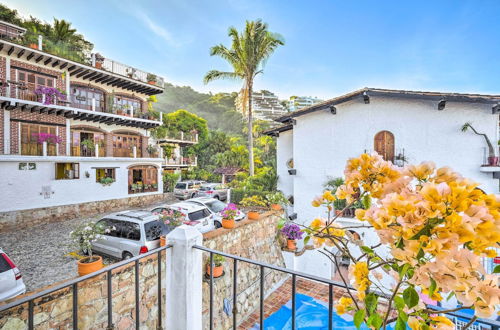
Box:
[133,146,137,158]
[95,144,99,158]
[65,119,70,156]
[3,110,10,154]
[38,35,43,51]
[165,225,203,330]
[159,112,163,122]
[159,147,164,159]
[65,71,70,97]
[91,98,96,111]
[42,141,47,156]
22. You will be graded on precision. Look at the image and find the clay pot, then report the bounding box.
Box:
[247,211,260,220]
[287,239,297,250]
[77,255,103,276]
[28,43,38,50]
[335,210,343,216]
[222,218,235,229]
[95,62,102,69]
[148,81,155,85]
[160,236,167,247]
[206,264,223,278]
[270,204,282,211]
[487,156,499,166]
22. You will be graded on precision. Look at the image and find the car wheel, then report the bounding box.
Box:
[122,252,133,260]
[191,193,196,198]
[214,195,220,200]
[214,221,222,229]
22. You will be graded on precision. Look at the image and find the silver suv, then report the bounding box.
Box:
[174,181,204,200]
[92,210,167,259]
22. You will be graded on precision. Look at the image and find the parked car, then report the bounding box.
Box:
[92,210,168,260]
[186,197,246,228]
[0,249,26,302]
[151,202,215,233]
[195,183,229,200]
[174,180,205,200]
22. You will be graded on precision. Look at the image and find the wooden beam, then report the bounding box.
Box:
[64,111,77,118]
[7,46,14,56]
[30,106,39,113]
[67,65,77,71]
[16,49,25,58]
[88,73,105,82]
[438,98,446,110]
[38,107,48,114]
[48,108,56,114]
[76,69,90,78]
[51,60,60,68]
[329,105,336,115]
[56,109,65,116]
[71,68,85,76]
[82,71,100,80]
[0,43,4,52]
[44,57,52,65]
[363,91,370,104]
[20,104,28,112]
[106,78,121,86]
[26,52,35,61]
[94,75,109,83]
[100,76,116,84]
[35,55,44,63]
[59,62,68,70]
[492,103,500,114]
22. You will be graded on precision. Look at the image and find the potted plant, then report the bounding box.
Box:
[94,53,104,69]
[206,254,225,278]
[240,195,268,220]
[81,139,95,154]
[70,222,111,276]
[266,191,289,211]
[147,144,158,157]
[147,73,157,85]
[462,122,499,166]
[156,209,185,246]
[99,177,114,186]
[281,223,303,251]
[152,183,158,190]
[220,203,238,229]
[131,183,138,192]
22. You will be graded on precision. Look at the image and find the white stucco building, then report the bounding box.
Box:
[268,87,500,278]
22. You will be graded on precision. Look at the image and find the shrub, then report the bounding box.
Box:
[230,189,272,204]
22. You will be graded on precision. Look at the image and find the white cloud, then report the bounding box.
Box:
[133,11,180,48]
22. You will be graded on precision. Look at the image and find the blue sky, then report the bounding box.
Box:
[5,0,500,99]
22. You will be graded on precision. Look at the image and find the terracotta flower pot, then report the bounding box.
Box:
[148,81,155,85]
[335,210,343,216]
[270,204,282,211]
[77,255,103,276]
[206,264,223,278]
[29,43,38,50]
[160,236,167,247]
[487,156,499,166]
[222,218,235,229]
[247,211,260,220]
[287,239,297,250]
[95,62,102,69]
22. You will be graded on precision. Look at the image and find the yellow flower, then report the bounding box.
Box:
[311,196,324,207]
[408,317,422,330]
[334,296,353,315]
[430,315,454,329]
[422,288,443,301]
[350,262,370,300]
[323,190,336,202]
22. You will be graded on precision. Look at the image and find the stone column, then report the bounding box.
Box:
[5,56,10,97]
[65,119,71,156]
[4,110,10,154]
[165,225,203,330]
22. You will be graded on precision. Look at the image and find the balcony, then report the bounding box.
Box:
[157,131,199,146]
[0,84,161,129]
[0,28,163,95]
[165,155,197,167]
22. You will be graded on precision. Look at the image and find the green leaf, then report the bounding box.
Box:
[429,277,437,297]
[446,291,455,301]
[354,310,365,329]
[361,246,374,254]
[365,293,378,314]
[396,238,404,249]
[367,313,383,329]
[361,195,372,209]
[394,296,405,311]
[493,265,500,274]
[416,248,425,259]
[398,264,410,278]
[395,316,406,330]
[303,236,311,246]
[403,287,419,308]
[409,222,433,240]
[398,312,408,322]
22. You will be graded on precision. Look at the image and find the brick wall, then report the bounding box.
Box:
[10,59,65,90]
[0,109,3,154]
[9,109,67,155]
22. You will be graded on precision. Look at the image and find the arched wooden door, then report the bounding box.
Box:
[374,131,395,162]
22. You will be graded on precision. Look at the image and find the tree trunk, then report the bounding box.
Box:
[247,82,255,176]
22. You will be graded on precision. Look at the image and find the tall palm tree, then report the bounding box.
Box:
[204,20,284,176]
[51,19,77,43]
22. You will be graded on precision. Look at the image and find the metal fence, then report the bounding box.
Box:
[0,244,172,330]
[194,245,500,330]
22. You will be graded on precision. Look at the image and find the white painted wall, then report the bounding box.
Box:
[0,157,163,212]
[276,129,294,214]
[283,96,499,225]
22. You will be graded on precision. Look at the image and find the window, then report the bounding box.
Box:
[71,130,105,157]
[113,133,141,157]
[55,163,79,180]
[188,208,211,221]
[128,165,158,194]
[96,168,116,182]
[97,219,120,237]
[70,85,105,111]
[21,124,58,156]
[374,131,395,162]
[113,95,142,115]
[205,200,225,213]
[120,222,140,240]
[151,207,167,214]
[16,69,56,101]
[175,183,186,189]
[144,221,168,241]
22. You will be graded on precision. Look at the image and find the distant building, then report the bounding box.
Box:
[236,90,287,121]
[288,96,323,112]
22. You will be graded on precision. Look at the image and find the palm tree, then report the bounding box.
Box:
[51,19,77,43]
[204,20,284,176]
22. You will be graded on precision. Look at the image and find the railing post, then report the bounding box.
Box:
[133,146,137,158]
[38,35,43,51]
[42,141,47,157]
[92,98,96,111]
[95,144,99,158]
[165,225,203,330]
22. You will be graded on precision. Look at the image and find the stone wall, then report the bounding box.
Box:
[202,211,287,330]
[0,193,169,232]
[0,253,166,330]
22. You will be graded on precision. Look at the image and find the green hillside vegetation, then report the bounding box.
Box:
[156,83,245,135]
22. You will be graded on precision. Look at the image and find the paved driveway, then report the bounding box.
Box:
[0,194,176,293]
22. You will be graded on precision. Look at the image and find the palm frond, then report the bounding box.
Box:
[203,70,240,84]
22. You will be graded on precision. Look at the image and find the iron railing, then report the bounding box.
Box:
[193,245,500,330]
[0,244,172,330]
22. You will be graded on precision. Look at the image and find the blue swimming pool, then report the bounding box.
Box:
[251,293,399,330]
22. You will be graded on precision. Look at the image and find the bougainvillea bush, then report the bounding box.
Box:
[304,153,500,329]
[281,223,304,240]
[221,203,239,220]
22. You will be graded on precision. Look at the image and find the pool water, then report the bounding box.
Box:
[251,294,399,330]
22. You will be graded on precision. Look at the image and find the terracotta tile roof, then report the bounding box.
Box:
[213,167,243,175]
[275,87,500,123]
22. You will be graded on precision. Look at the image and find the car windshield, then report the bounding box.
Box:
[188,209,210,221]
[144,220,169,241]
[175,183,186,189]
[206,200,226,213]
[199,186,213,191]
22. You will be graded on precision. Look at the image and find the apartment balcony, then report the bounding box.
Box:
[164,155,197,167]
[0,84,161,129]
[0,29,163,95]
[157,131,199,145]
